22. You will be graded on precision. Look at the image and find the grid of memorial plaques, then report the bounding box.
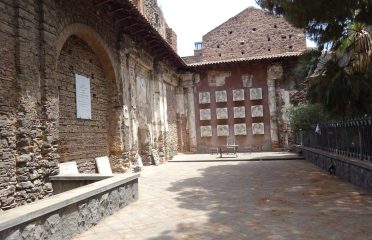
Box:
[199,88,265,137]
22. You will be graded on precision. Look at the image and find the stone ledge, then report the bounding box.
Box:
[296,145,372,192]
[50,174,113,181]
[0,173,140,232]
[297,146,372,171]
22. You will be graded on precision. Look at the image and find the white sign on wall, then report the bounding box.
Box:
[75,74,92,119]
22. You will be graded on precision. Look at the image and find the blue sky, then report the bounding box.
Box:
[157,0,316,57]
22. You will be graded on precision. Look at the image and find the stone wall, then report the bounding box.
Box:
[0,2,17,210]
[166,27,178,52]
[298,146,372,192]
[166,84,178,157]
[0,175,139,240]
[0,0,186,211]
[130,0,177,51]
[200,7,306,62]
[275,60,308,148]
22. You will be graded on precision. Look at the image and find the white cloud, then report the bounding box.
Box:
[157,0,317,56]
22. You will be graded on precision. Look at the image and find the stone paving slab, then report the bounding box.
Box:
[74,160,372,240]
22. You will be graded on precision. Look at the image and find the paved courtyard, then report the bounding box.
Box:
[74,158,372,240]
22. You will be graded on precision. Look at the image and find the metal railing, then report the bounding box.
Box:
[295,116,372,161]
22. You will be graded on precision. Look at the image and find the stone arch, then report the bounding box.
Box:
[54,23,123,172]
[55,23,119,92]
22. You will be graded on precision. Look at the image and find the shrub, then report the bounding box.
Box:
[288,104,329,131]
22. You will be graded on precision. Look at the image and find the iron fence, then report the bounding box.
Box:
[295,116,372,161]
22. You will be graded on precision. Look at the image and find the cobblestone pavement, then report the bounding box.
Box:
[74,159,372,240]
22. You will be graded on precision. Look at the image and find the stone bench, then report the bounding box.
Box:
[0,173,140,240]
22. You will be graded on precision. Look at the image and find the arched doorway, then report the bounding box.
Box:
[55,25,120,173]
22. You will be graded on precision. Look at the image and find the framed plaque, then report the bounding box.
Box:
[75,74,92,119]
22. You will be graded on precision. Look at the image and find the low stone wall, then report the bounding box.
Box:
[297,146,372,192]
[0,174,139,240]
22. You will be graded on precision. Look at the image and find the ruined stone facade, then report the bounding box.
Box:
[183,7,307,152]
[131,0,178,52]
[0,0,187,211]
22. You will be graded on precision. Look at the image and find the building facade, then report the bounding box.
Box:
[183,7,307,152]
[0,0,187,211]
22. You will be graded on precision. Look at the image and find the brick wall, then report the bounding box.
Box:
[201,7,306,62]
[58,36,112,173]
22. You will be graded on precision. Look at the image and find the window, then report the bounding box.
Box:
[194,42,203,50]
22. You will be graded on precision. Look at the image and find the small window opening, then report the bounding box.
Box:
[274,24,277,28]
[241,51,245,55]
[240,42,245,45]
[252,28,257,31]
[268,48,271,52]
[289,34,292,39]
[267,37,271,41]
[281,36,287,39]
[289,45,293,49]
[229,31,233,34]
[217,45,220,48]
[218,53,222,57]
[194,42,203,50]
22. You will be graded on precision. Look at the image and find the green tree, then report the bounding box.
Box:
[288,104,329,131]
[257,0,372,116]
[256,0,372,50]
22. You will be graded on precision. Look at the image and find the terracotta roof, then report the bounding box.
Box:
[187,52,304,67]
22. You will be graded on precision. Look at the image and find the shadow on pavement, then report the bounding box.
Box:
[149,161,372,240]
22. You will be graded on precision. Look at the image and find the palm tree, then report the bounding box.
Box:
[305,22,372,116]
[338,23,372,73]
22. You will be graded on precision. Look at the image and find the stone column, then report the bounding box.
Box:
[267,64,283,149]
[176,86,185,151]
[186,86,197,152]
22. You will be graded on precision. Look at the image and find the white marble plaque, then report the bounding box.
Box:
[250,88,263,100]
[234,106,246,118]
[200,109,211,120]
[242,74,253,87]
[58,162,79,175]
[217,125,229,136]
[234,124,247,136]
[199,92,210,104]
[251,105,264,117]
[96,156,113,175]
[233,89,245,101]
[217,108,228,119]
[75,74,92,119]
[215,91,227,102]
[200,126,212,137]
[252,123,265,135]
